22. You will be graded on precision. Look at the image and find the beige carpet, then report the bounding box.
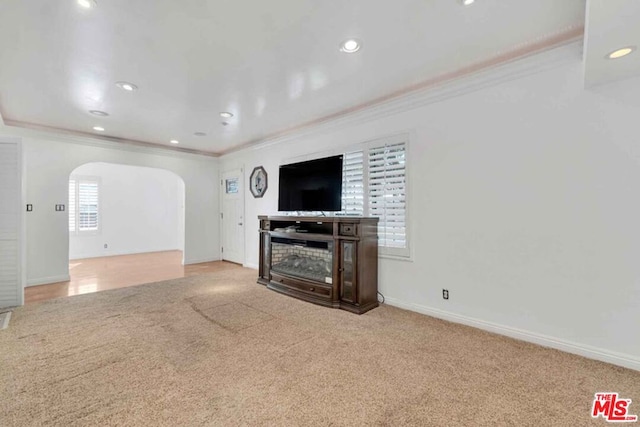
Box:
[1,266,638,426]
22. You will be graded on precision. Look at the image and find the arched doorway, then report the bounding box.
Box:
[66,162,186,294]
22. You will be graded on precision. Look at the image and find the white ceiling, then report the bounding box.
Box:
[584,0,640,88]
[0,0,592,155]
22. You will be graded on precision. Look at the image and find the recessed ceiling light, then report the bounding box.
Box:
[219,112,233,119]
[340,39,361,53]
[170,139,179,144]
[92,126,105,132]
[115,81,138,92]
[77,0,97,9]
[89,110,109,117]
[606,46,636,59]
[194,132,207,137]
[460,0,475,5]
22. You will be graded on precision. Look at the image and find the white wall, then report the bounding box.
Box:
[220,48,640,370]
[69,162,184,260]
[0,129,220,287]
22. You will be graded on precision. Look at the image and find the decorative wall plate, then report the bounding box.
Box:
[249,166,268,198]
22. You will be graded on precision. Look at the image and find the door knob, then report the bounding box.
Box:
[238,222,243,226]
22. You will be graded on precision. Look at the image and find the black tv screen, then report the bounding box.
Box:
[278,155,343,212]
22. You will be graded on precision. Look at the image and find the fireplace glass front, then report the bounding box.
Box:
[270,238,333,284]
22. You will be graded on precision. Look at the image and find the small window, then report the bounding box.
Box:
[225,178,239,194]
[69,177,100,233]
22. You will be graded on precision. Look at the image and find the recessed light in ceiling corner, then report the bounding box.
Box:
[92,126,105,132]
[170,139,179,144]
[339,39,361,54]
[77,0,97,9]
[115,81,138,92]
[89,110,109,117]
[606,46,636,60]
[219,112,234,119]
[194,132,207,137]
[460,0,475,5]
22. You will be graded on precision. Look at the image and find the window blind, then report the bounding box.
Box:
[368,142,407,250]
[69,178,99,233]
[0,141,21,308]
[78,181,99,231]
[341,151,365,216]
[338,138,409,256]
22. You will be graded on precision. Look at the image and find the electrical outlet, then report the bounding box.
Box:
[104,244,108,249]
[443,289,449,300]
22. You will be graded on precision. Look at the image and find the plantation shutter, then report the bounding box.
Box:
[341,151,365,215]
[78,181,99,231]
[68,179,76,232]
[368,142,407,251]
[0,141,22,307]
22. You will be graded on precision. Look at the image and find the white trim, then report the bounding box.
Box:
[379,253,414,263]
[183,256,220,265]
[18,139,25,306]
[1,122,217,160]
[384,297,640,372]
[223,41,582,157]
[69,248,183,260]
[26,274,71,287]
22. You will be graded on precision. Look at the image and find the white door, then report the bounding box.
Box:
[0,140,23,308]
[221,169,244,264]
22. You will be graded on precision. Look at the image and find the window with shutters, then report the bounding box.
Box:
[341,151,365,216]
[340,134,409,258]
[69,177,100,234]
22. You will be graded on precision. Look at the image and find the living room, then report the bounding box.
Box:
[1,0,639,425]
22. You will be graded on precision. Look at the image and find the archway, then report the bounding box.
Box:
[66,162,185,294]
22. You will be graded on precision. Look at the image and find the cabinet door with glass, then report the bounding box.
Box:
[340,240,357,304]
[258,221,271,285]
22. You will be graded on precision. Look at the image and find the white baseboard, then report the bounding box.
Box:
[70,248,182,260]
[26,274,71,287]
[243,262,258,270]
[384,297,640,372]
[184,256,220,265]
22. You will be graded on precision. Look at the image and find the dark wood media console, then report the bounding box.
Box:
[258,216,379,314]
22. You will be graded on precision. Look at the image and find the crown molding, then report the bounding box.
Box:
[0,120,218,161]
[222,28,584,157]
[1,26,583,159]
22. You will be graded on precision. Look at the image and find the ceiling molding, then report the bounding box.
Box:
[1,120,219,161]
[221,26,584,157]
[1,120,219,159]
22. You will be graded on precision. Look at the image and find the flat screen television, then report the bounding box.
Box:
[278,155,343,212]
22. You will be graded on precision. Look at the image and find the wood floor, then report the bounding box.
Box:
[24,251,240,304]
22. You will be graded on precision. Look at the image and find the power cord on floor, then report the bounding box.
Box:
[377,291,385,304]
